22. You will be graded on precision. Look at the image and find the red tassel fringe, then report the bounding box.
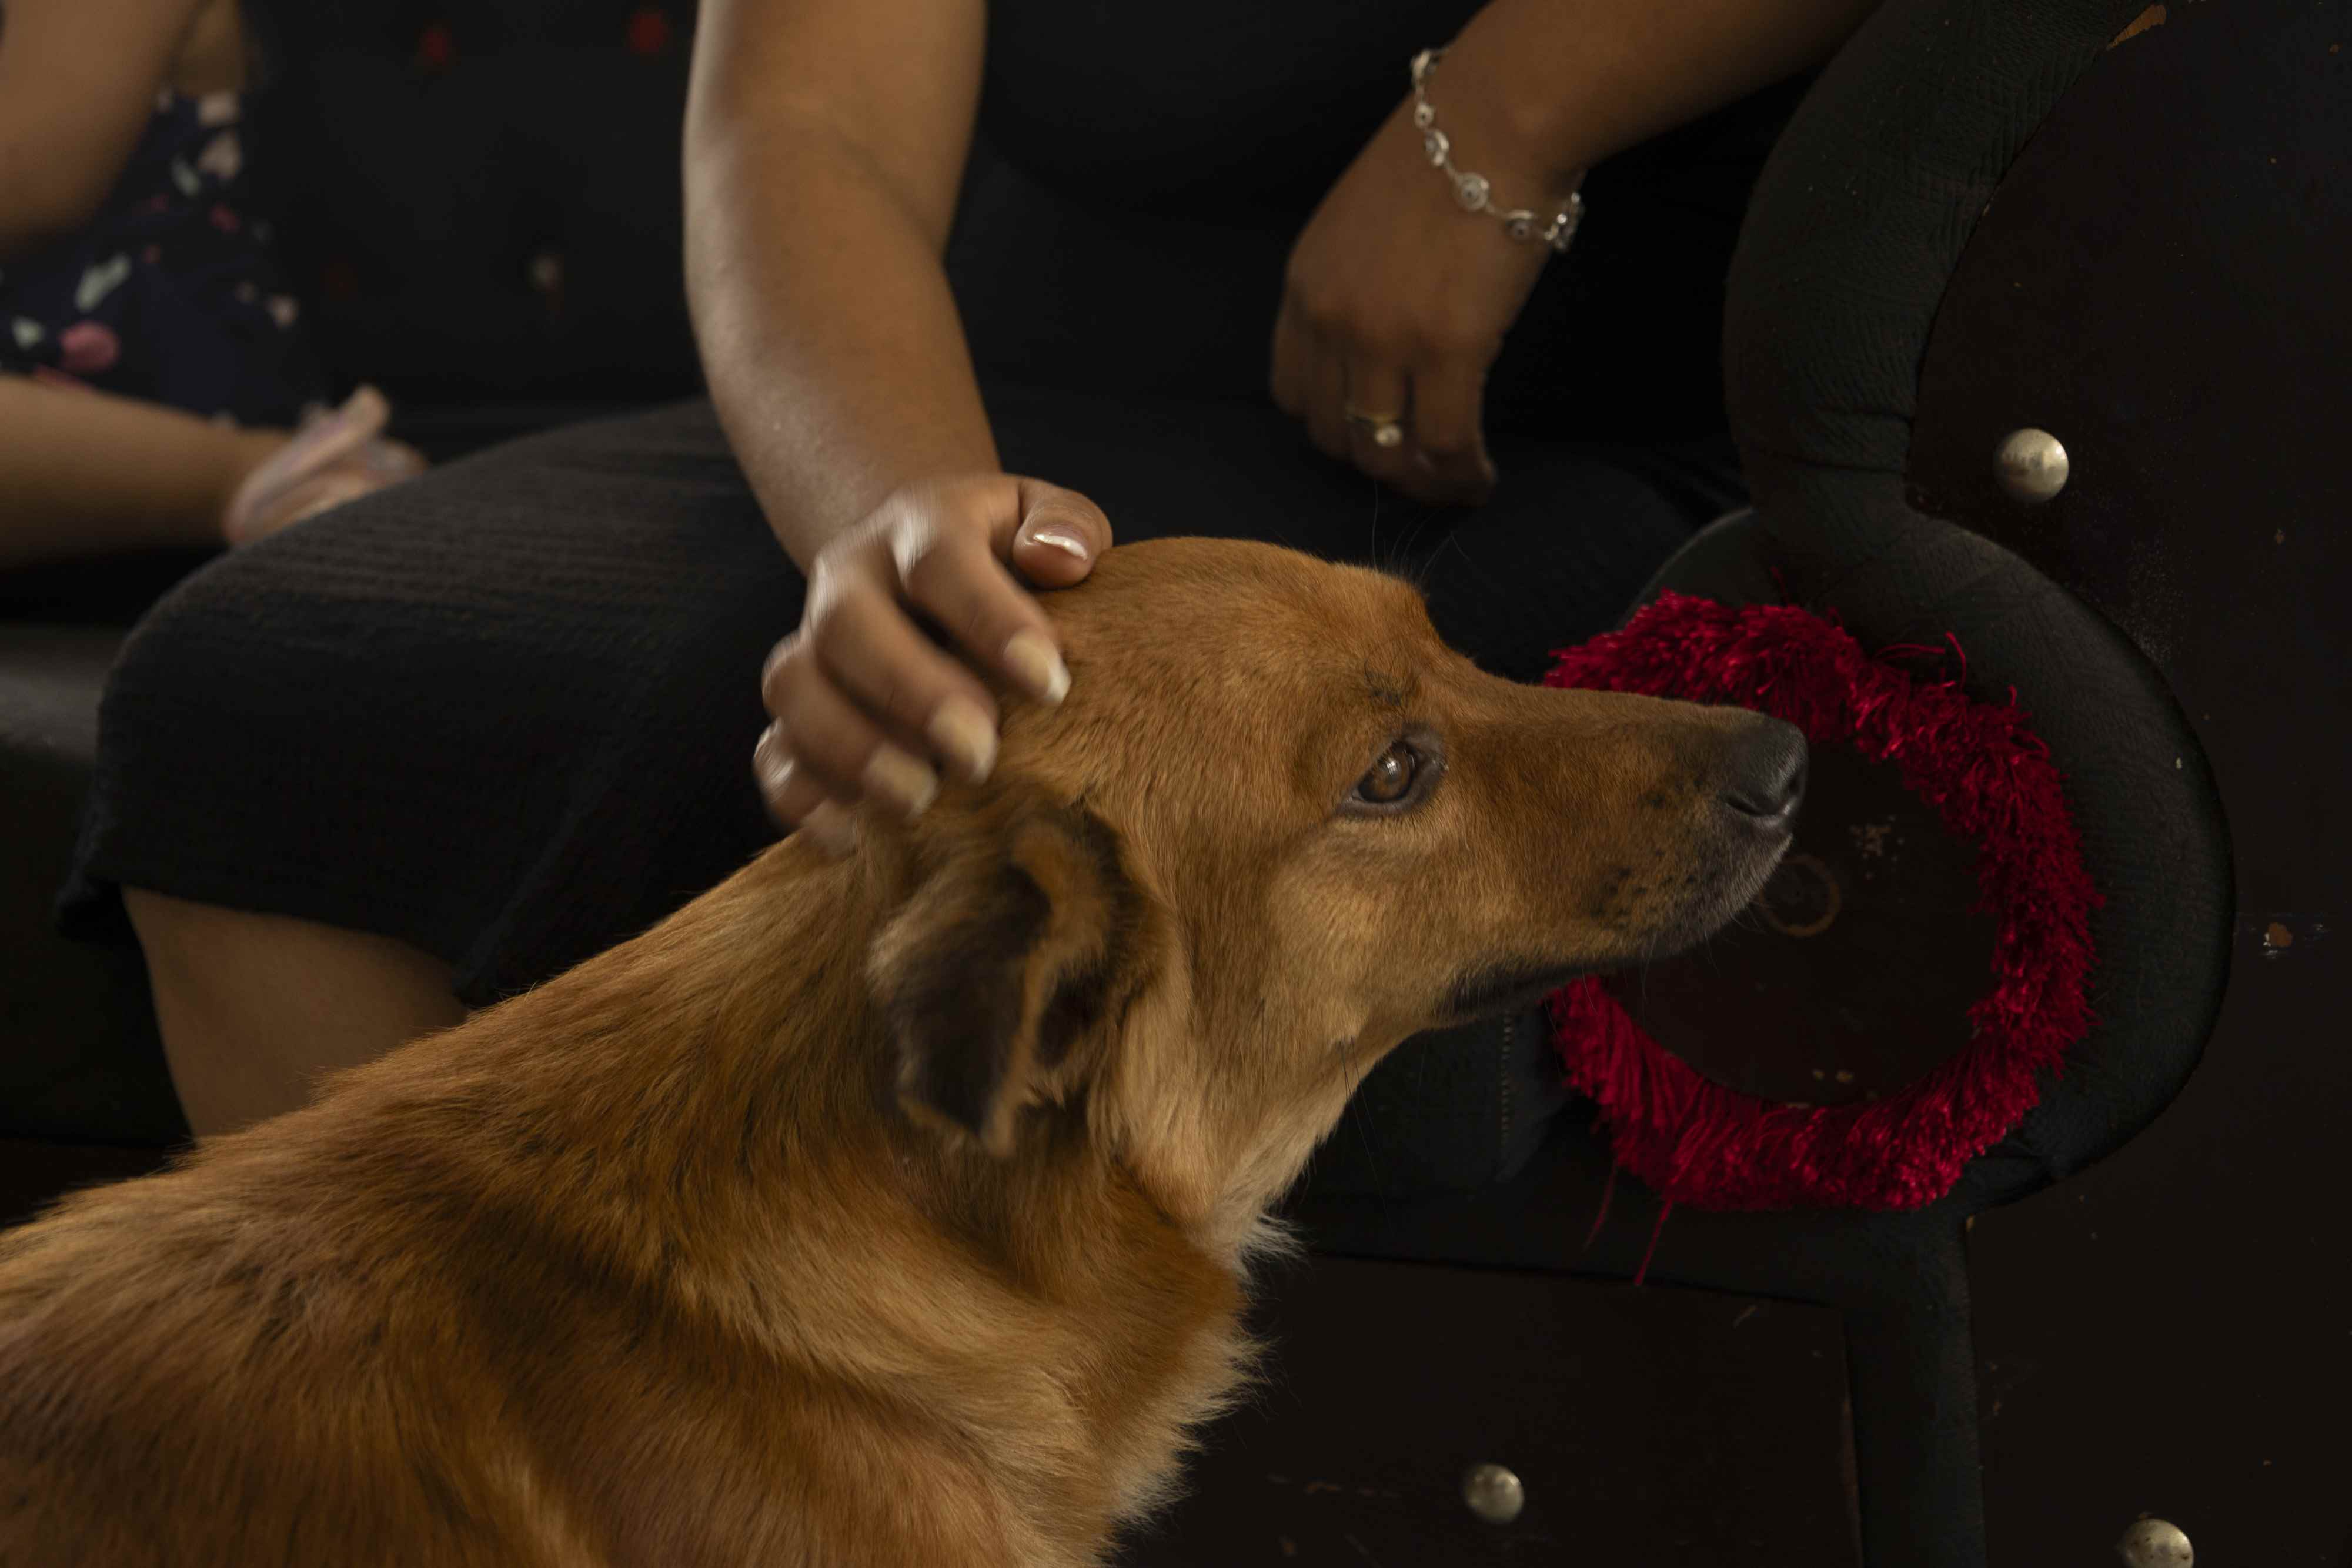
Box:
[1542,594,2103,1212]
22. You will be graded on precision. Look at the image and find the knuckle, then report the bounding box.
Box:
[1427,322,1476,357]
[915,584,1000,659]
[792,732,863,789]
[771,684,826,745]
[802,592,854,647]
[896,551,944,603]
[937,555,1015,617]
[902,531,981,598]
[951,601,1024,668]
[893,534,952,591]
[760,636,804,702]
[867,661,931,730]
[776,681,857,757]
[888,503,980,580]
[1295,290,1347,336]
[954,474,1019,522]
[1419,310,1491,359]
[768,653,826,721]
[795,721,871,791]
[1367,322,1424,362]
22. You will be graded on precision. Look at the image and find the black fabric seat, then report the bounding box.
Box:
[1,565,198,1148]
[1265,0,2341,1562]
[0,620,162,1142]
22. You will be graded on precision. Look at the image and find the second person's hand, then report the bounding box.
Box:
[1270,39,1578,507]
[754,474,1111,852]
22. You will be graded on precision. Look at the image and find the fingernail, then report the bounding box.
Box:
[1027,527,1090,563]
[1002,629,1071,706]
[753,724,793,793]
[861,744,940,816]
[926,694,998,784]
[801,800,858,857]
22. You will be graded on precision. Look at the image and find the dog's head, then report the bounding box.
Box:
[864,539,1802,1225]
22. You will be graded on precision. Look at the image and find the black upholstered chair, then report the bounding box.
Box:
[1144,1,2345,1564]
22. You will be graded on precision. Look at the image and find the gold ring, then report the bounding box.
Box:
[1344,409,1406,449]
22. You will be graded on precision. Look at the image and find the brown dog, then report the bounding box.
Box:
[0,537,1803,1567]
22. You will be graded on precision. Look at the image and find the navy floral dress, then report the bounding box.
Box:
[0,86,326,429]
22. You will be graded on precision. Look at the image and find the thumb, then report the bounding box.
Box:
[1008,480,1112,588]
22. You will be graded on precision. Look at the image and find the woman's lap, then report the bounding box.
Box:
[62,388,1737,1008]
[62,401,787,1001]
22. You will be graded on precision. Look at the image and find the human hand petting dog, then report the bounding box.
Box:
[1271,30,1583,507]
[755,474,1111,851]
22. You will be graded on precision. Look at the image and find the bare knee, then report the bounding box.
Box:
[123,888,469,1139]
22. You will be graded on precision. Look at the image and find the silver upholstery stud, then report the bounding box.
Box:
[2116,1517,2193,1567]
[1995,427,2070,503]
[1461,1462,1525,1525]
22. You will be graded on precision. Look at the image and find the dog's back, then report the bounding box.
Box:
[0,1079,1048,1568]
[1,1131,587,1567]
[1,844,1248,1568]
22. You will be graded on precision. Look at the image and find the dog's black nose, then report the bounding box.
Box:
[1719,717,1808,827]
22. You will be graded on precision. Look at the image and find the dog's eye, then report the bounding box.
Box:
[1352,741,1421,806]
[1340,728,1445,818]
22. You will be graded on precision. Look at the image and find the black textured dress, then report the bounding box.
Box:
[62,0,1800,1191]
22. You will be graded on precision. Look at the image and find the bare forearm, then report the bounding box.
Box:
[685,113,998,573]
[0,0,206,261]
[1445,0,1886,190]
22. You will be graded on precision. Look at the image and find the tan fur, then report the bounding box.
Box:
[0,539,1794,1567]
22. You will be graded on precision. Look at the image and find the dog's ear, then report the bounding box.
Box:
[868,803,1137,1156]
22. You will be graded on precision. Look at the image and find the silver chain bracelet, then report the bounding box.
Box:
[1410,47,1585,253]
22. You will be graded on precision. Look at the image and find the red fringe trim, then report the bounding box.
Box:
[1543,594,2102,1212]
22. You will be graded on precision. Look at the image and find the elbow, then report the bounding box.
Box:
[0,151,108,263]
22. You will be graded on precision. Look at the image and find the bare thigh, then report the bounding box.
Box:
[123,888,469,1139]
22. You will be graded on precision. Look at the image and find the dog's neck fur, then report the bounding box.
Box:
[300,834,1318,1543]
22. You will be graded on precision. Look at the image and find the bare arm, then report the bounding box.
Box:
[0,0,205,259]
[683,0,997,571]
[689,0,1112,848]
[1273,0,1883,503]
